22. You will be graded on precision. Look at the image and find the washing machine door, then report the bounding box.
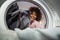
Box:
[0,0,60,40]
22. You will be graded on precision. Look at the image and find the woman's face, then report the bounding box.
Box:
[30,12,37,21]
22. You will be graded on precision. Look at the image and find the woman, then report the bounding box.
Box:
[29,7,42,28]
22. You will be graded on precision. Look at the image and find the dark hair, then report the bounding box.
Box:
[29,7,42,21]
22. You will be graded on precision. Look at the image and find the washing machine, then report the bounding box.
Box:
[0,0,60,40]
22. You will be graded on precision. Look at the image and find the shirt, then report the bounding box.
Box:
[29,20,41,28]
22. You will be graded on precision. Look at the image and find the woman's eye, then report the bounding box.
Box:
[34,16,36,18]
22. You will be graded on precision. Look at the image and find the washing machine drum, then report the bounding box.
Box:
[0,0,54,30]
